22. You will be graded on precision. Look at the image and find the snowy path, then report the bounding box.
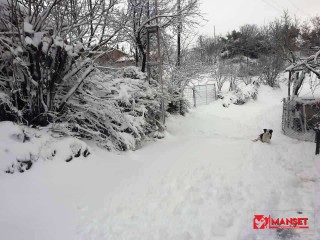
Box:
[1,85,318,240]
[77,85,317,240]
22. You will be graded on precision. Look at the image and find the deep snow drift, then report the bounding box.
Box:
[0,84,319,240]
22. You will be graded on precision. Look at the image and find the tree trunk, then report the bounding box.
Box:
[141,52,147,73]
[293,71,305,96]
[136,33,146,72]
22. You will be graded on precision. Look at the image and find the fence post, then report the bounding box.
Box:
[288,71,292,98]
[287,99,291,128]
[193,87,196,107]
[315,128,320,155]
[205,85,208,104]
[282,98,286,132]
[302,104,307,132]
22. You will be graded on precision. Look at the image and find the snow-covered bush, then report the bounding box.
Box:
[167,91,190,116]
[165,59,203,116]
[1,1,162,152]
[0,121,91,174]
[234,82,258,104]
[53,68,164,151]
[0,1,94,126]
[0,0,165,151]
[258,54,284,87]
[210,62,228,94]
[123,66,147,80]
[222,82,258,107]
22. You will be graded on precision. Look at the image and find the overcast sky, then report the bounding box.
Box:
[198,0,320,36]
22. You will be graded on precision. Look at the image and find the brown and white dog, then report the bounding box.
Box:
[252,129,273,143]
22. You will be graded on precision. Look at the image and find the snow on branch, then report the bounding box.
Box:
[56,67,164,151]
[58,65,95,112]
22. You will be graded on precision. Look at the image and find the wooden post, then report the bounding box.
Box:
[214,84,217,99]
[205,85,208,104]
[288,71,292,99]
[287,98,291,128]
[315,128,320,155]
[177,0,181,67]
[145,0,165,125]
[193,87,196,107]
[146,30,151,84]
[282,98,286,132]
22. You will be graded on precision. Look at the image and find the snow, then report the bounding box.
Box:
[13,46,23,55]
[116,56,135,62]
[0,122,90,173]
[33,32,44,47]
[117,83,131,104]
[190,72,214,86]
[24,36,35,46]
[222,81,258,107]
[54,36,64,48]
[0,84,319,240]
[23,21,34,34]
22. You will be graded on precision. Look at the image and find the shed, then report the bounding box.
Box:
[282,48,320,141]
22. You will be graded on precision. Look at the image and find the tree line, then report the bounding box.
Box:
[198,12,320,63]
[194,12,320,88]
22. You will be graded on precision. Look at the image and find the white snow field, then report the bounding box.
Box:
[1,84,319,240]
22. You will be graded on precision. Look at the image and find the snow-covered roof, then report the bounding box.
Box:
[116,56,134,62]
[286,50,320,72]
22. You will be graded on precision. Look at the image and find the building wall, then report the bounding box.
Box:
[96,49,134,67]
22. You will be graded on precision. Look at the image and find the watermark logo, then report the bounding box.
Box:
[253,214,309,230]
[253,214,269,229]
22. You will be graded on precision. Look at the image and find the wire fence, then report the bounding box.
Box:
[282,97,320,142]
[184,84,217,107]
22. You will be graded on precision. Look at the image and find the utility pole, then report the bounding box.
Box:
[177,0,181,67]
[147,0,150,18]
[177,0,184,115]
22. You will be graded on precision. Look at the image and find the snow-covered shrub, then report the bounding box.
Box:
[0,0,165,152]
[53,68,164,151]
[222,82,258,107]
[237,60,260,78]
[210,62,228,94]
[0,1,98,126]
[234,82,258,104]
[123,66,147,80]
[165,60,203,115]
[258,54,284,87]
[0,121,91,174]
[167,91,190,116]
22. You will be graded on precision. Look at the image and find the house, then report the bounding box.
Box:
[95,48,135,67]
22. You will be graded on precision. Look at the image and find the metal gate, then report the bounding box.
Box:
[282,98,317,142]
[184,84,217,107]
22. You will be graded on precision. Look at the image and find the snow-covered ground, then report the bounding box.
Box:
[1,84,319,240]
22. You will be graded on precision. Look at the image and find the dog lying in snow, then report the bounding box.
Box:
[252,129,273,143]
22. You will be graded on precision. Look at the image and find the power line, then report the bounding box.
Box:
[287,0,310,17]
[269,0,286,13]
[260,0,283,14]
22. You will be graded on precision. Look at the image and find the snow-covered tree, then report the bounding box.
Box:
[127,0,201,73]
[0,0,126,125]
